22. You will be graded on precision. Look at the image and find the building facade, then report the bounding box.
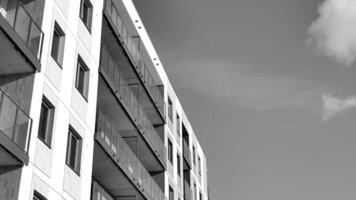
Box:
[0,0,208,200]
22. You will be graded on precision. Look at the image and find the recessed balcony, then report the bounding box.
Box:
[101,0,165,125]
[0,0,44,73]
[0,88,32,166]
[183,139,192,170]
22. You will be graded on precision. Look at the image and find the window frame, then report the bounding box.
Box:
[168,96,173,122]
[177,153,181,177]
[168,138,173,164]
[80,0,93,32]
[75,55,90,101]
[65,126,82,175]
[33,191,47,200]
[176,113,180,135]
[37,96,55,148]
[51,22,65,67]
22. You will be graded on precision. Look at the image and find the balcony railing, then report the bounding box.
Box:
[96,111,166,200]
[0,0,44,59]
[184,180,192,200]
[100,46,166,168]
[183,139,191,168]
[0,88,32,153]
[103,0,165,119]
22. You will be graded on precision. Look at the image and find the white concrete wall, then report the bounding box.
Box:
[17,0,103,199]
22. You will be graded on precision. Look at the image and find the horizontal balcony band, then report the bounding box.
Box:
[100,47,167,170]
[0,88,32,165]
[0,0,44,71]
[103,0,166,122]
[95,111,166,200]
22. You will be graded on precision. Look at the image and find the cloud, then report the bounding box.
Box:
[322,94,356,120]
[307,0,356,66]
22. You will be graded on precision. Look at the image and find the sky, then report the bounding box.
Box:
[132,0,356,199]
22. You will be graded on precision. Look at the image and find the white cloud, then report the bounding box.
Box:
[322,94,356,120]
[308,0,356,66]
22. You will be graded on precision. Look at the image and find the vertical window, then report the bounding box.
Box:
[76,56,90,100]
[38,96,55,147]
[33,191,46,200]
[177,153,181,177]
[80,0,93,31]
[66,127,82,175]
[168,96,173,121]
[51,22,65,67]
[168,139,173,164]
[176,114,180,135]
[198,156,201,176]
[194,183,197,200]
[169,186,174,200]
[200,192,202,200]
[193,146,196,165]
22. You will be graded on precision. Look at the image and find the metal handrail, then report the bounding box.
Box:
[103,0,165,118]
[0,88,32,153]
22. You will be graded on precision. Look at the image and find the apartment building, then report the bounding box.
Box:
[0,0,208,200]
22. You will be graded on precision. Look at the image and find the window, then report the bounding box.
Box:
[194,183,197,200]
[80,0,93,31]
[38,96,55,147]
[198,156,201,176]
[66,127,82,174]
[75,56,90,100]
[193,146,196,165]
[177,153,181,177]
[33,191,46,200]
[51,22,65,67]
[200,192,202,200]
[176,114,180,135]
[168,139,173,164]
[169,186,174,200]
[168,96,173,121]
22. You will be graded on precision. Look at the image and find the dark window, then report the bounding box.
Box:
[200,192,202,200]
[75,56,90,100]
[80,0,93,31]
[177,153,181,177]
[51,22,65,67]
[38,96,55,147]
[169,186,174,200]
[176,114,180,135]
[168,139,173,164]
[194,183,197,200]
[33,191,46,200]
[66,127,82,175]
[168,97,173,121]
[198,156,201,176]
[193,146,196,165]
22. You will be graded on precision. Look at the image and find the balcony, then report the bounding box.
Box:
[0,88,32,166]
[184,180,192,200]
[183,140,192,170]
[99,46,166,170]
[0,0,44,73]
[93,111,166,200]
[102,0,165,124]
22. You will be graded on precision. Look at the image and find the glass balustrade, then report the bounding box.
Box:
[100,46,167,168]
[96,111,166,200]
[184,180,192,200]
[0,0,44,59]
[183,140,191,167]
[103,0,165,118]
[0,88,32,153]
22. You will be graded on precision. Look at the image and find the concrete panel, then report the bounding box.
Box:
[63,166,81,200]
[34,140,52,177]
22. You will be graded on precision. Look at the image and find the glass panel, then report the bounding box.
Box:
[28,20,42,57]
[14,5,30,42]
[0,94,17,139]
[13,109,29,150]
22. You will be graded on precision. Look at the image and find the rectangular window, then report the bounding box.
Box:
[80,0,93,31]
[168,139,173,164]
[38,96,55,148]
[200,192,202,200]
[194,183,197,200]
[66,127,82,175]
[198,156,201,176]
[33,191,46,200]
[193,146,196,165]
[176,114,180,135]
[168,96,173,121]
[75,56,90,100]
[169,186,174,200]
[177,153,181,177]
[51,22,65,67]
